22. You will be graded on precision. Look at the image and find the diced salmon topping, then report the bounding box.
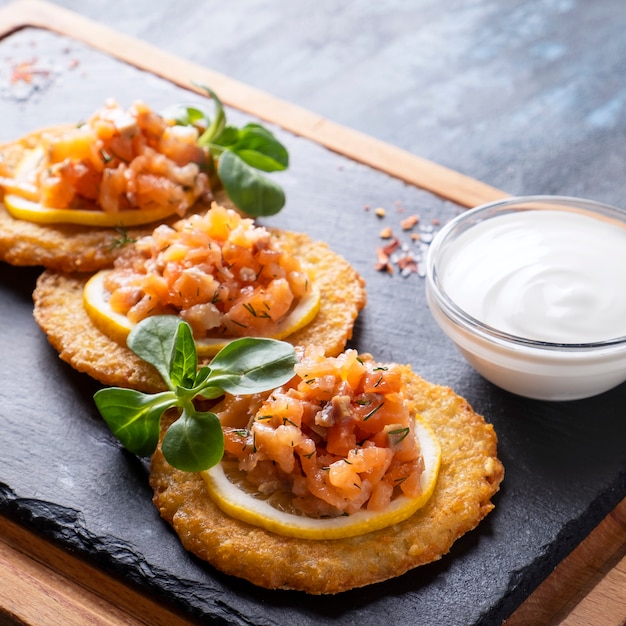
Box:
[29,100,210,214]
[104,204,313,338]
[219,346,425,518]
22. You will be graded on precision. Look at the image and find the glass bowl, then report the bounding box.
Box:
[425,195,626,400]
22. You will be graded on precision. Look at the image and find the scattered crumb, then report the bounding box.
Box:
[9,58,48,84]
[382,238,400,256]
[1,49,58,102]
[374,247,393,274]
[369,201,443,278]
[400,214,419,230]
[397,255,418,277]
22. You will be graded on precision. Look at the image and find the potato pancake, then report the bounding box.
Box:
[0,121,214,272]
[149,365,504,594]
[32,229,367,391]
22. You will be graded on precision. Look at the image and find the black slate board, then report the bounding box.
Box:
[1,28,625,626]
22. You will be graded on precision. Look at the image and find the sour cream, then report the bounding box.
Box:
[439,209,626,344]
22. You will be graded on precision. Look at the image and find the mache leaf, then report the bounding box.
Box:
[127,316,181,389]
[207,336,297,395]
[229,124,288,172]
[161,408,224,472]
[169,320,198,389]
[94,316,297,472]
[94,388,175,457]
[217,149,285,217]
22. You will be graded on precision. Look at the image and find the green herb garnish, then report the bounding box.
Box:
[363,402,385,421]
[388,426,410,445]
[165,85,289,218]
[109,225,137,250]
[93,315,297,472]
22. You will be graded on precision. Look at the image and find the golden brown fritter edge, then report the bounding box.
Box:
[32,230,367,392]
[149,365,504,594]
[0,128,216,272]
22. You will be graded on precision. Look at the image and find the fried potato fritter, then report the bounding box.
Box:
[32,229,367,392]
[149,366,504,594]
[0,128,214,272]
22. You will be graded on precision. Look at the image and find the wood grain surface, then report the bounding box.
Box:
[0,2,624,625]
[0,515,193,626]
[506,497,626,625]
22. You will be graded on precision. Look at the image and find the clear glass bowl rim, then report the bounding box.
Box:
[426,195,626,351]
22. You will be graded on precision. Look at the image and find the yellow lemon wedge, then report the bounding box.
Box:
[83,269,322,356]
[201,417,441,540]
[3,146,181,227]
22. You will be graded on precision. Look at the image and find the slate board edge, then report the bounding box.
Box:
[2,473,624,625]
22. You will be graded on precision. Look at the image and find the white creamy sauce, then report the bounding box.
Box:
[441,209,626,343]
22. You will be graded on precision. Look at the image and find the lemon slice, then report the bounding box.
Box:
[201,417,441,540]
[83,269,322,355]
[3,193,180,226]
[3,146,180,226]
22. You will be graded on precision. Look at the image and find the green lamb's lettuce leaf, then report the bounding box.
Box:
[94,316,297,472]
[217,149,286,217]
[168,84,289,217]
